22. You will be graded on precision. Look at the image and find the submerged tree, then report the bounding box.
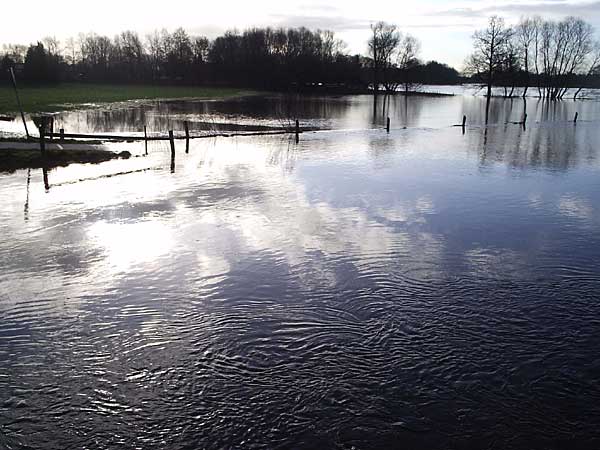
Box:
[515,17,539,98]
[537,17,595,99]
[467,16,513,100]
[368,22,400,96]
[396,35,422,93]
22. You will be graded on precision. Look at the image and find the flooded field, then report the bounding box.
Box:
[1,92,600,449]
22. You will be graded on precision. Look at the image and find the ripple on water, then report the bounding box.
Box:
[1,112,600,449]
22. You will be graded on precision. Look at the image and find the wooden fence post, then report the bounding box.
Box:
[169,130,176,173]
[574,112,578,124]
[386,117,390,133]
[144,125,148,156]
[462,115,467,128]
[59,128,64,142]
[169,129,175,154]
[295,120,300,143]
[184,121,190,154]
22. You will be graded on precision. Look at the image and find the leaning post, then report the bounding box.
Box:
[574,112,578,124]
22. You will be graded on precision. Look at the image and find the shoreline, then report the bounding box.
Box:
[0,145,131,173]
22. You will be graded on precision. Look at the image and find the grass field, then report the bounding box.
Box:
[0,84,254,115]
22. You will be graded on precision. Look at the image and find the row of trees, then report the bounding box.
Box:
[5,16,599,100]
[1,27,360,87]
[467,15,600,100]
[0,26,460,90]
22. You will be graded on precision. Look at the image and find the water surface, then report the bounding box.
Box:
[1,93,600,449]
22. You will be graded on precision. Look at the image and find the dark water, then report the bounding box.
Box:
[1,93,600,449]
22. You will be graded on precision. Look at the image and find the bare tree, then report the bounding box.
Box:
[146,30,165,80]
[515,17,537,97]
[42,36,60,57]
[573,41,600,99]
[396,35,422,93]
[467,16,513,100]
[500,38,521,97]
[536,17,595,99]
[1,44,28,63]
[368,22,400,96]
[63,37,79,65]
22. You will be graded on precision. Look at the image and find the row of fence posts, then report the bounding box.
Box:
[161,120,302,170]
[382,111,580,134]
[36,111,583,163]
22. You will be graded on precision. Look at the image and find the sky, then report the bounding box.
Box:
[2,0,600,69]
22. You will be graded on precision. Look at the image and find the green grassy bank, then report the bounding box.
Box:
[0,84,253,115]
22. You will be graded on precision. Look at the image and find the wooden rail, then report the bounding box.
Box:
[45,130,298,141]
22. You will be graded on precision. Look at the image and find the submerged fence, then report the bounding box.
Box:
[32,111,583,161]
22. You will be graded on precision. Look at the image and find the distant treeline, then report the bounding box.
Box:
[0,27,461,90]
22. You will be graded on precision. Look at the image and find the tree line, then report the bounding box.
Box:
[0,26,459,90]
[2,16,598,99]
[466,15,600,100]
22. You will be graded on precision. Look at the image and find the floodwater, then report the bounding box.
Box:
[1,92,600,449]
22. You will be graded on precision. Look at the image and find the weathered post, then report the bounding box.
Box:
[144,125,148,156]
[184,121,190,154]
[59,128,65,142]
[169,130,175,157]
[386,117,390,133]
[295,120,300,143]
[462,115,467,128]
[49,117,54,140]
[169,130,175,172]
[574,112,578,124]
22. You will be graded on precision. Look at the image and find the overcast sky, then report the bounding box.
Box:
[2,0,600,69]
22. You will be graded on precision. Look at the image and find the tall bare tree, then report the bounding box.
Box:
[467,16,513,100]
[515,17,538,97]
[396,35,422,93]
[368,22,400,96]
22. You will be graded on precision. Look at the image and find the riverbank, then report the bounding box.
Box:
[0,84,257,115]
[0,144,131,172]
